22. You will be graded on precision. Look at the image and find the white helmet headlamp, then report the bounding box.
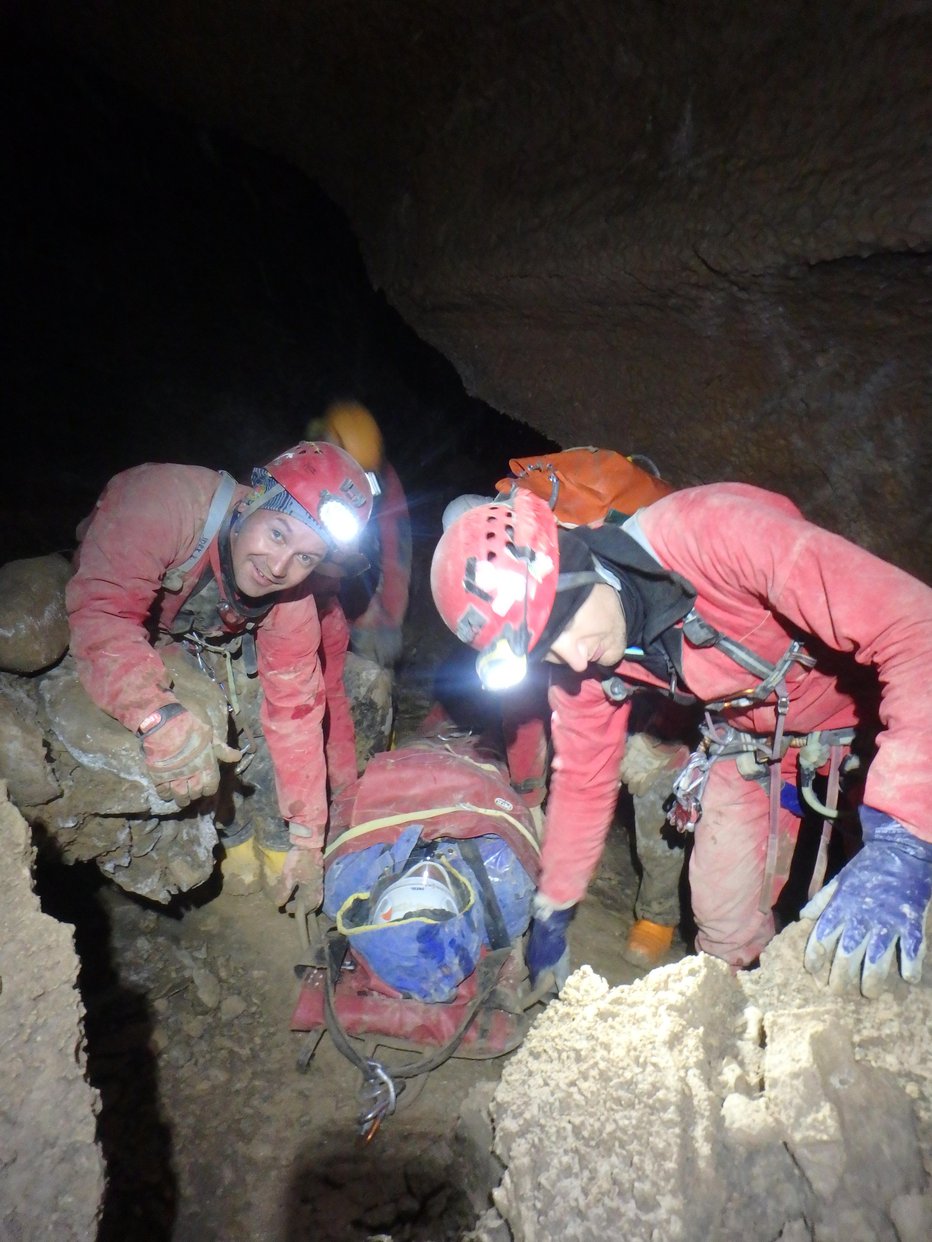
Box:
[318,492,363,545]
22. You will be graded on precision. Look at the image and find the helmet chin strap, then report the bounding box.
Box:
[555,570,602,591]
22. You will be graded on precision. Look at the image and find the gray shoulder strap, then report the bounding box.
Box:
[163,471,236,590]
[620,512,663,563]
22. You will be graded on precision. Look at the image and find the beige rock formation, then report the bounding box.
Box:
[485,921,932,1240]
[0,784,104,1238]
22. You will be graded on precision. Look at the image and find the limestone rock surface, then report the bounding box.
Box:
[0,783,104,1239]
[485,921,932,1241]
[0,552,72,673]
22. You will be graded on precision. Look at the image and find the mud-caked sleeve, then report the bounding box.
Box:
[256,592,329,832]
[65,464,212,731]
[537,672,632,906]
[316,590,359,795]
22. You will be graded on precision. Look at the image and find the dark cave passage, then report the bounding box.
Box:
[3,25,556,571]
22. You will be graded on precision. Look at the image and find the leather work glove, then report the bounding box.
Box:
[801,808,932,999]
[274,827,324,911]
[526,896,575,991]
[619,733,690,798]
[140,704,241,808]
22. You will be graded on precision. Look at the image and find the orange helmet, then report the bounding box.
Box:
[321,400,384,474]
[246,441,373,549]
[430,491,561,690]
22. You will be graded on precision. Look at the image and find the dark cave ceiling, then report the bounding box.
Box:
[8,0,932,576]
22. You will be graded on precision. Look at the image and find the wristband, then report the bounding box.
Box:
[137,703,186,738]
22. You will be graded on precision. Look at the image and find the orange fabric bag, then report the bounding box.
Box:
[495,446,674,526]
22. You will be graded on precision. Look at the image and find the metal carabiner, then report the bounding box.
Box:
[664,746,712,833]
[357,1059,398,1143]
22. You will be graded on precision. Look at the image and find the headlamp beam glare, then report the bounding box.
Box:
[319,497,361,545]
[476,635,529,691]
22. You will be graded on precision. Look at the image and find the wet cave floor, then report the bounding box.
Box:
[36,565,685,1242]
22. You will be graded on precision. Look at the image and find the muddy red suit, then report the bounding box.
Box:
[540,484,932,967]
[66,454,371,895]
[431,481,932,983]
[341,460,412,668]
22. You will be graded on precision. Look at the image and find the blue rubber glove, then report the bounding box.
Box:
[801,808,932,998]
[526,903,575,991]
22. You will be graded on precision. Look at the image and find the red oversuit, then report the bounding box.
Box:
[536,483,932,965]
[66,463,338,842]
[343,460,412,657]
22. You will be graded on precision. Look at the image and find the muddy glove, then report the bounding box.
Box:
[274,825,324,910]
[802,808,932,998]
[619,733,689,798]
[526,896,574,991]
[350,622,403,668]
[140,704,240,808]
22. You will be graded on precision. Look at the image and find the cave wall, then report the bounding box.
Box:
[0,785,104,1238]
[15,0,932,576]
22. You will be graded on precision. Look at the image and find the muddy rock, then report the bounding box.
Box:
[26,650,228,900]
[0,783,104,1239]
[345,650,395,769]
[39,649,229,817]
[95,809,220,903]
[0,672,61,805]
[0,552,72,673]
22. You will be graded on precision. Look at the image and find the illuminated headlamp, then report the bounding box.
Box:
[476,634,529,692]
[318,496,362,545]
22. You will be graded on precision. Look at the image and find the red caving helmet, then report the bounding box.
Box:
[248,441,374,549]
[430,491,560,690]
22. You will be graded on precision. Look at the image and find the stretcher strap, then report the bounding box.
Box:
[324,802,541,860]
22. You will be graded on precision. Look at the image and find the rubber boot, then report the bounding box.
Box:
[219,836,262,896]
[621,919,676,969]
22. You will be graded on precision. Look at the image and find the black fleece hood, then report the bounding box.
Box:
[573,523,697,682]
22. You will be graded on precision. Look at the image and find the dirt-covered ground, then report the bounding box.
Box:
[32,548,676,1242]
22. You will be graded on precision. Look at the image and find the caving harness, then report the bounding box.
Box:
[591,513,861,914]
[161,470,264,758]
[662,609,858,912]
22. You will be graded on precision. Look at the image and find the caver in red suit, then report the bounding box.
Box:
[66,443,373,908]
[307,459,412,789]
[308,401,412,671]
[341,459,412,667]
[431,482,932,998]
